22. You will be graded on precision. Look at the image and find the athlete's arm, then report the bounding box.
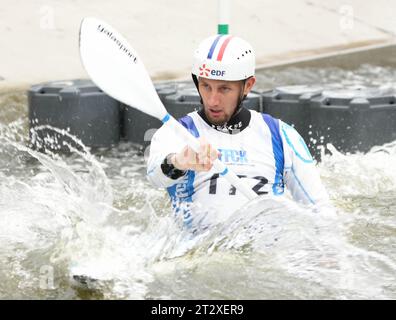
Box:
[280,121,330,207]
[146,122,187,188]
[146,124,218,188]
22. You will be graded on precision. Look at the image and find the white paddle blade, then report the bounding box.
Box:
[79,17,167,120]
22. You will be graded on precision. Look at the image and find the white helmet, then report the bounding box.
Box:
[191,34,255,81]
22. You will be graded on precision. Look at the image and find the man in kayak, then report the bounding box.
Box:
[147,34,329,230]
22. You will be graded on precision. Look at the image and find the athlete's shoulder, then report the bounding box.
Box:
[178,110,200,123]
[259,112,279,122]
[258,112,302,137]
[278,121,314,163]
[257,112,283,134]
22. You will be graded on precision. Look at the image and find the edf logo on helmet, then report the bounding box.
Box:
[199,64,226,77]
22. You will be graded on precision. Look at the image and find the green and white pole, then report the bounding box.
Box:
[218,0,230,35]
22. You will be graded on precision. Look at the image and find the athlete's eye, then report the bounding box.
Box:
[200,83,210,90]
[220,87,231,93]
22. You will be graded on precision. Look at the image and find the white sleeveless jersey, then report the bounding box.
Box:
[147,110,329,229]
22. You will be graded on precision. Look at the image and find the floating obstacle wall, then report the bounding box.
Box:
[28,79,396,159]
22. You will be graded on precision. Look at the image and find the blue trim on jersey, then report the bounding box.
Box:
[166,115,200,229]
[291,167,315,205]
[281,123,314,163]
[179,115,200,138]
[262,114,284,195]
[219,167,228,176]
[167,170,196,229]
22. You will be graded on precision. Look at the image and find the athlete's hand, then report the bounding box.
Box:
[171,138,219,172]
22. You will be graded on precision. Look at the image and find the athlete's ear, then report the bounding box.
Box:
[243,76,256,95]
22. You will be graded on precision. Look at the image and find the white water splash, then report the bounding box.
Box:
[0,125,154,298]
[1,116,395,299]
[319,142,396,199]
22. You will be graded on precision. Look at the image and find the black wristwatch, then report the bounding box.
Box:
[160,153,187,180]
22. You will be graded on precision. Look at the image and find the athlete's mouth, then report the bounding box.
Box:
[209,108,223,117]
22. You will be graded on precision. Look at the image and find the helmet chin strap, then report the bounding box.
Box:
[235,79,247,113]
[192,74,203,104]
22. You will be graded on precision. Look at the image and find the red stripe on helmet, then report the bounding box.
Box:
[216,36,234,61]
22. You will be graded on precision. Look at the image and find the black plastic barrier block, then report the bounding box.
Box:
[310,87,396,156]
[261,85,323,149]
[28,79,120,151]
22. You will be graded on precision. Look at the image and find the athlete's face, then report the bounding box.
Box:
[198,77,256,125]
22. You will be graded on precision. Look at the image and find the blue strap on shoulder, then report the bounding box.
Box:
[262,113,285,195]
[178,115,200,138]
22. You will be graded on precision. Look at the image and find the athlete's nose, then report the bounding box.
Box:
[207,91,221,107]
